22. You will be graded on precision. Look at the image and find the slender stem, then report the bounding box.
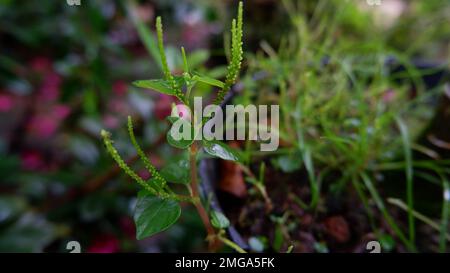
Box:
[189,142,218,251]
[185,85,193,106]
[387,198,450,242]
[439,178,449,252]
[240,165,273,212]
[361,172,416,252]
[218,233,247,253]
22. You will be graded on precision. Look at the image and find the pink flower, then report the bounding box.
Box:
[26,104,70,139]
[53,104,71,119]
[112,80,128,96]
[27,115,58,139]
[21,151,45,171]
[137,169,151,180]
[103,114,120,129]
[87,234,121,253]
[38,72,62,102]
[382,89,396,103]
[172,104,191,121]
[30,56,52,74]
[108,99,130,114]
[119,217,136,239]
[0,94,14,112]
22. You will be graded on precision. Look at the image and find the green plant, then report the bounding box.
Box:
[101,2,245,252]
[239,0,450,252]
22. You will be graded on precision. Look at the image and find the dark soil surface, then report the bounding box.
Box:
[215,160,437,253]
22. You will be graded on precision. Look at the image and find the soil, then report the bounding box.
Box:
[215,160,434,253]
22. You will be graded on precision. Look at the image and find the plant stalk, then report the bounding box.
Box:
[189,142,219,251]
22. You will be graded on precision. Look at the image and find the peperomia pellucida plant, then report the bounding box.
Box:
[101,2,245,252]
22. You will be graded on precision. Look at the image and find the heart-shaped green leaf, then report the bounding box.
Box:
[167,118,195,149]
[203,140,241,162]
[133,195,181,240]
[160,156,190,184]
[167,131,194,149]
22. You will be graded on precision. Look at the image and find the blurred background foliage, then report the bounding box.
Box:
[0,0,449,252]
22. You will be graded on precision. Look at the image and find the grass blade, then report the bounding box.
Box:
[396,117,415,245]
[361,172,415,251]
[440,178,449,252]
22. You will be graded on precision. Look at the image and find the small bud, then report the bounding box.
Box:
[171,104,191,121]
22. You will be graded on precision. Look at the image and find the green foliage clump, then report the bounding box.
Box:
[101,2,245,251]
